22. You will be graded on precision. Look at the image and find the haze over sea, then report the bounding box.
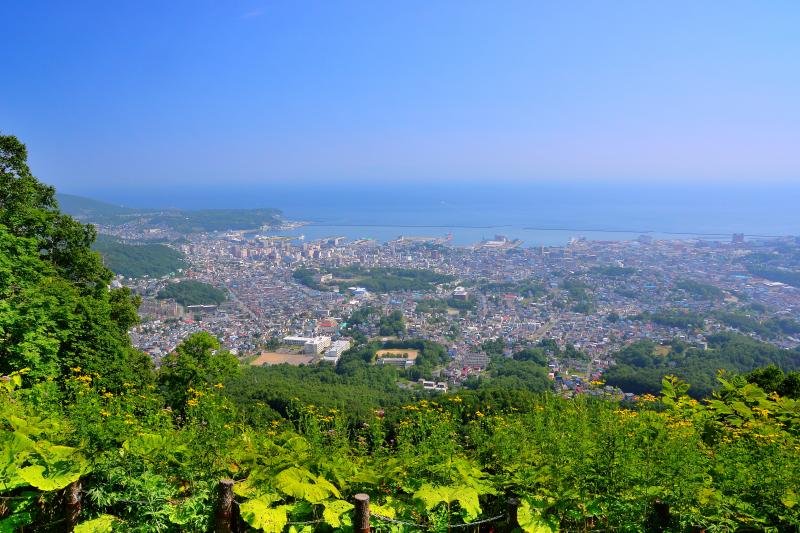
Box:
[87,182,799,247]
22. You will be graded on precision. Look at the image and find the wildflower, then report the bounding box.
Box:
[450,396,463,403]
[214,383,224,389]
[71,367,82,373]
[187,398,199,407]
[100,410,110,417]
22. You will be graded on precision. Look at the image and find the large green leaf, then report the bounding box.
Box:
[322,499,354,527]
[518,499,559,533]
[239,498,289,533]
[17,463,81,491]
[74,514,118,533]
[274,467,340,503]
[414,484,481,520]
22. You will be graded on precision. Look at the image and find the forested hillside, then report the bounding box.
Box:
[2,135,800,532]
[93,235,187,278]
[157,280,227,306]
[57,192,283,232]
[603,334,800,397]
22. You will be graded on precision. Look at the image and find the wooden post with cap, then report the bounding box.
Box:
[215,479,235,533]
[507,497,520,529]
[354,493,370,533]
[64,480,82,531]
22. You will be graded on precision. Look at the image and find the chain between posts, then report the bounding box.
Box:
[371,512,506,530]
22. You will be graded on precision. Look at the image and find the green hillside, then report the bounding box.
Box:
[603,333,800,397]
[157,279,227,306]
[92,235,188,278]
[56,192,283,232]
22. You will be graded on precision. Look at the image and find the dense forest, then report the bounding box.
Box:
[294,266,455,293]
[93,235,188,278]
[743,249,800,288]
[157,280,228,306]
[674,279,725,300]
[3,135,800,531]
[603,333,800,397]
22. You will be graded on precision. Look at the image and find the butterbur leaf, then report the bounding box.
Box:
[239,499,289,533]
[274,467,339,503]
[518,499,559,533]
[74,514,118,532]
[18,464,81,491]
[322,499,354,527]
[288,499,314,519]
[414,484,481,521]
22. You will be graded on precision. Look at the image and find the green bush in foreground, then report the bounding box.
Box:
[3,361,799,532]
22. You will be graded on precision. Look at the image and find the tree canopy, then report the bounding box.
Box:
[0,134,151,389]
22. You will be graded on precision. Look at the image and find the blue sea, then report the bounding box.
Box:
[85,182,799,247]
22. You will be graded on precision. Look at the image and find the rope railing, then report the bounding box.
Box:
[371,512,507,530]
[22,478,671,532]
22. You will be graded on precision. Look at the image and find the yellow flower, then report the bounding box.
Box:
[187,398,199,407]
[100,410,110,417]
[214,383,224,389]
[71,367,82,373]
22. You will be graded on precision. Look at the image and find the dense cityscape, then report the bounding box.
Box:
[97,209,800,399]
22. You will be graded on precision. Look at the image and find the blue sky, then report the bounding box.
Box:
[2,1,799,191]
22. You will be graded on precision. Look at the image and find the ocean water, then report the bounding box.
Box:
[87,182,799,247]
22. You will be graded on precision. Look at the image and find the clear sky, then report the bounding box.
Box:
[2,1,799,191]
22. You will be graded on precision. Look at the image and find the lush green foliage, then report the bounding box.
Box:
[604,333,800,397]
[5,360,800,531]
[157,280,227,306]
[378,310,406,336]
[93,235,187,278]
[747,266,800,288]
[0,135,151,390]
[479,278,546,299]
[675,279,725,300]
[590,265,636,278]
[715,311,800,339]
[634,309,706,329]
[745,365,800,399]
[295,266,455,293]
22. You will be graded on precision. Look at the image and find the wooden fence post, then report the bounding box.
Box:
[507,497,520,529]
[647,499,671,532]
[64,480,82,531]
[354,493,370,533]
[215,479,235,533]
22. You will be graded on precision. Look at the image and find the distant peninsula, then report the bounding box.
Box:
[56,193,284,233]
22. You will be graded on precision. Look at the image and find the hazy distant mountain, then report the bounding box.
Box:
[56,193,282,232]
[56,193,152,225]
